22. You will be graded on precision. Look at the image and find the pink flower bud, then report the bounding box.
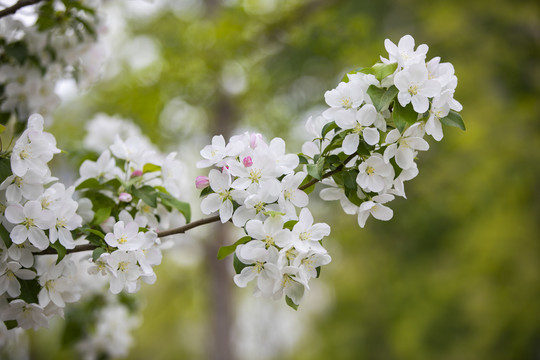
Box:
[131,170,143,177]
[250,133,262,149]
[195,176,209,189]
[119,192,132,202]
[242,156,253,167]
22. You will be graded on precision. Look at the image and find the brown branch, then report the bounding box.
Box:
[157,214,220,238]
[40,243,97,255]
[299,153,358,190]
[0,0,45,18]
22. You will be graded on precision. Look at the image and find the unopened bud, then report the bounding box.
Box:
[195,176,209,189]
[242,156,253,167]
[131,170,143,177]
[119,192,132,202]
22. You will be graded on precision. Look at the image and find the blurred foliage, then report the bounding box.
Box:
[39,0,540,359]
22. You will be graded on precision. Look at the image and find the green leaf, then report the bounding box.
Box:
[285,296,299,311]
[85,228,105,239]
[0,112,12,126]
[316,266,321,278]
[92,206,111,226]
[440,110,466,131]
[132,185,158,208]
[217,236,251,260]
[5,41,29,64]
[75,178,102,191]
[143,163,161,174]
[233,253,249,274]
[341,67,366,82]
[372,62,398,82]
[324,154,341,170]
[199,186,213,197]
[367,85,399,112]
[298,154,309,165]
[321,121,338,138]
[19,279,40,303]
[342,169,359,190]
[392,101,418,133]
[4,320,18,330]
[49,242,67,264]
[158,192,191,223]
[92,247,107,262]
[0,158,12,184]
[0,223,12,248]
[306,164,322,181]
[299,176,316,194]
[283,220,298,230]
[306,156,325,181]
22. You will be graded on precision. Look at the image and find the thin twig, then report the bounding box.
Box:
[157,214,221,238]
[0,0,45,18]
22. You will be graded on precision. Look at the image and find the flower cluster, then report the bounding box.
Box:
[76,124,190,296]
[197,133,332,307]
[0,1,105,124]
[0,114,84,334]
[301,34,464,228]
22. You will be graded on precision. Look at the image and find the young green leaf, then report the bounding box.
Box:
[158,192,191,223]
[19,279,40,304]
[367,85,399,112]
[285,296,299,311]
[142,163,161,174]
[132,185,158,208]
[92,247,107,262]
[217,236,251,260]
[392,101,418,133]
[283,220,298,230]
[440,110,466,131]
[233,253,249,274]
[49,242,67,264]
[321,121,338,138]
[372,62,398,82]
[92,206,112,226]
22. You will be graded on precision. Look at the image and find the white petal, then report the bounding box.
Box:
[362,127,380,146]
[371,204,393,221]
[342,134,359,155]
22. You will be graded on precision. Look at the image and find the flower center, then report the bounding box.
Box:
[118,261,128,272]
[264,235,274,248]
[219,190,231,202]
[118,236,127,244]
[341,97,353,109]
[366,166,375,175]
[249,168,262,183]
[408,85,419,96]
[23,217,35,229]
[254,201,265,213]
[254,261,265,273]
[299,231,311,241]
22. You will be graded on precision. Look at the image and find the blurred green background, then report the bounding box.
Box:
[31,0,540,359]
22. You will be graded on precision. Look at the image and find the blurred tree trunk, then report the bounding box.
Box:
[204,91,236,360]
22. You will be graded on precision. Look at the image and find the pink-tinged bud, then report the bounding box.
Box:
[131,170,143,177]
[119,192,132,202]
[250,133,262,149]
[195,176,209,189]
[242,156,253,167]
